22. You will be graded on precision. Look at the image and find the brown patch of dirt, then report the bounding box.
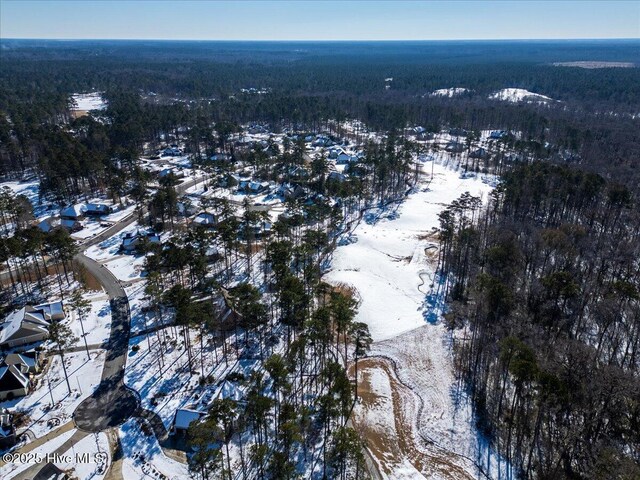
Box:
[72,260,103,291]
[351,357,476,479]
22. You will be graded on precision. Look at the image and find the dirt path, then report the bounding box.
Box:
[352,356,477,479]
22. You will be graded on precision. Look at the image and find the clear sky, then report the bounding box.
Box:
[1,0,638,41]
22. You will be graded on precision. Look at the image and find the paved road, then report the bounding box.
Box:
[73,176,203,431]
[72,253,140,432]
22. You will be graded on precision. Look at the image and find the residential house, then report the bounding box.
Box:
[191,212,217,229]
[37,217,59,233]
[0,365,30,401]
[288,166,310,178]
[161,147,182,157]
[85,203,113,216]
[60,204,86,221]
[173,408,204,434]
[60,204,85,232]
[0,307,51,349]
[336,152,359,165]
[445,141,465,153]
[449,128,468,137]
[3,351,42,375]
[34,301,65,321]
[238,181,270,195]
[121,231,161,253]
[159,168,185,180]
[327,147,344,159]
[277,183,307,200]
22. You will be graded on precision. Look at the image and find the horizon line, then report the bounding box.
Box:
[2,37,639,43]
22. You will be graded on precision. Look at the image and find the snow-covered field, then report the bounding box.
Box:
[326,160,504,479]
[326,162,492,341]
[67,291,112,347]
[55,431,110,480]
[489,88,553,104]
[1,179,58,221]
[71,93,107,111]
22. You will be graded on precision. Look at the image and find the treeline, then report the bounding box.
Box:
[438,162,640,479]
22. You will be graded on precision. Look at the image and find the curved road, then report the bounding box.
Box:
[74,176,202,431]
[5,176,203,479]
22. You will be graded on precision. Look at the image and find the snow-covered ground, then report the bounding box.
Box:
[55,431,110,480]
[84,220,149,282]
[0,351,105,439]
[0,428,77,479]
[326,159,505,479]
[326,162,491,341]
[119,419,189,479]
[123,325,254,429]
[1,179,59,221]
[430,88,469,98]
[489,88,554,104]
[67,291,112,347]
[71,93,107,111]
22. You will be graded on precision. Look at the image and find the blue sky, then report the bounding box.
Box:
[1,1,638,40]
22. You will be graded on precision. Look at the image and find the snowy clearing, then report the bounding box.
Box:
[488,88,553,104]
[71,93,107,111]
[430,88,469,98]
[119,418,190,479]
[326,160,505,479]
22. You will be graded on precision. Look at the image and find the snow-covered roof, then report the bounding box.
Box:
[60,204,86,219]
[0,307,50,346]
[174,408,203,430]
[193,212,216,226]
[34,301,64,320]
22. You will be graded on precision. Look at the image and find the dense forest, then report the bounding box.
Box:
[1,40,640,190]
[439,163,640,479]
[1,40,639,479]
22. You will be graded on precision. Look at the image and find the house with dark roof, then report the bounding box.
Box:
[37,217,60,233]
[0,365,30,401]
[191,212,217,229]
[0,409,17,449]
[445,141,465,153]
[85,203,114,216]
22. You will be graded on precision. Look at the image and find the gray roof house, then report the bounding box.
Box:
[3,351,41,375]
[0,307,52,348]
[60,204,86,220]
[191,212,217,229]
